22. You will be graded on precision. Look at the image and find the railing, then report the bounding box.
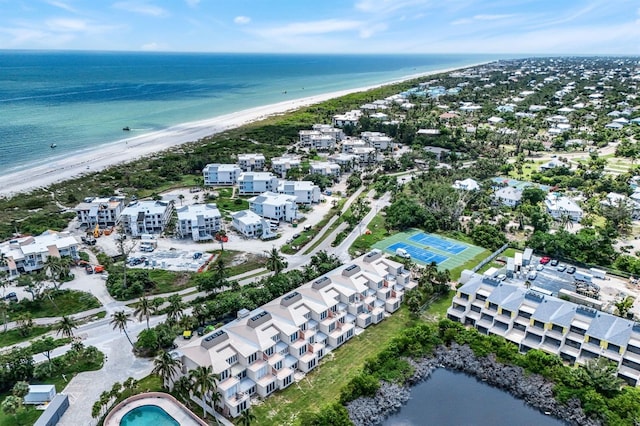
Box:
[472,243,509,273]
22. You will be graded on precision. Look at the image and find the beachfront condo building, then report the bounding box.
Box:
[231,210,275,239]
[249,192,298,223]
[328,153,358,172]
[313,124,345,142]
[309,161,341,179]
[237,172,279,196]
[119,200,174,237]
[332,110,362,127]
[270,155,302,178]
[176,204,222,242]
[0,230,79,278]
[341,139,367,153]
[203,164,243,186]
[173,249,416,418]
[361,131,394,151]
[237,153,266,172]
[277,181,321,205]
[447,274,640,386]
[74,196,125,229]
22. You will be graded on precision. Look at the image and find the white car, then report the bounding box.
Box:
[536,264,544,271]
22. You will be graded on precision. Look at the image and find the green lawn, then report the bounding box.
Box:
[213,187,249,213]
[251,308,411,426]
[8,290,100,321]
[348,214,390,256]
[148,270,193,295]
[0,404,41,426]
[213,250,267,277]
[0,325,52,348]
[449,249,491,281]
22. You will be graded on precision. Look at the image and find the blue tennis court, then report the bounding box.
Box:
[388,242,449,265]
[409,232,467,255]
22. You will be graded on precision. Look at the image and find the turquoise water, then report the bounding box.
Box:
[119,405,179,426]
[0,51,503,173]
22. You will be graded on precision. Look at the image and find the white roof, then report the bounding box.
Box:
[121,200,170,217]
[238,172,278,182]
[238,153,265,160]
[204,163,240,172]
[249,191,297,207]
[176,204,221,221]
[278,181,318,192]
[232,210,263,226]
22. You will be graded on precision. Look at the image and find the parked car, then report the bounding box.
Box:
[567,266,576,274]
[4,292,18,302]
[193,252,203,260]
[550,259,559,266]
[540,256,551,264]
[496,274,507,281]
[536,264,545,271]
[196,326,205,336]
[528,272,537,280]
[557,264,566,272]
[395,248,411,259]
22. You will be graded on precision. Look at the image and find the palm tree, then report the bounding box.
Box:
[152,350,182,389]
[178,194,185,206]
[0,300,8,333]
[16,312,34,337]
[265,247,287,275]
[189,365,219,419]
[134,296,152,329]
[238,408,256,426]
[172,376,191,403]
[44,256,62,290]
[166,294,185,326]
[110,311,133,346]
[55,315,78,338]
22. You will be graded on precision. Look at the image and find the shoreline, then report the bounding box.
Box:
[346,343,598,426]
[0,61,491,197]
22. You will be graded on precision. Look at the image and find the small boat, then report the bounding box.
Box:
[122,126,131,131]
[50,143,57,149]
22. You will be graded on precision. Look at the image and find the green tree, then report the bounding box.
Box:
[31,336,58,374]
[134,296,153,329]
[166,294,185,326]
[152,350,182,390]
[189,365,219,419]
[1,395,21,424]
[584,357,625,397]
[110,311,133,346]
[521,187,546,205]
[238,408,256,426]
[16,313,34,337]
[44,256,62,290]
[0,299,9,333]
[265,247,287,275]
[55,315,78,339]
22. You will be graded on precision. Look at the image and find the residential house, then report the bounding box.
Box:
[309,162,341,179]
[237,154,266,172]
[0,230,79,278]
[539,159,569,171]
[119,200,174,237]
[494,187,523,207]
[312,124,344,142]
[237,172,280,196]
[174,250,416,418]
[452,178,480,191]
[231,210,275,239]
[75,196,125,229]
[545,194,583,222]
[361,132,394,151]
[298,131,336,151]
[249,192,298,223]
[328,153,358,172]
[271,155,302,178]
[424,146,450,161]
[341,139,367,154]
[277,181,321,205]
[332,110,362,127]
[176,204,222,242]
[447,274,640,386]
[203,164,243,186]
[351,147,377,166]
[601,193,640,220]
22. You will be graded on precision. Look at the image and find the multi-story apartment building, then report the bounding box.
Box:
[270,155,302,178]
[277,181,321,205]
[0,231,79,278]
[176,204,222,242]
[309,161,341,179]
[231,210,274,239]
[332,110,362,127]
[328,153,358,172]
[203,164,243,186]
[360,131,394,151]
[237,172,279,196]
[174,250,416,418]
[75,196,125,229]
[237,154,266,172]
[447,274,640,386]
[248,192,298,223]
[119,200,174,237]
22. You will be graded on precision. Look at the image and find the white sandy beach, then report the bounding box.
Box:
[0,63,487,197]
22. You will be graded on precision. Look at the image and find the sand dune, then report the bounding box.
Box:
[0,64,485,197]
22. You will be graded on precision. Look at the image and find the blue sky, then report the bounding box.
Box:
[0,0,638,54]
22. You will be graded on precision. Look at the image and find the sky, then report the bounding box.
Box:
[0,0,638,54]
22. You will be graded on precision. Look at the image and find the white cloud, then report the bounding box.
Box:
[359,23,388,38]
[141,41,162,50]
[185,0,200,7]
[44,0,78,13]
[355,0,430,14]
[234,16,251,25]
[452,14,516,25]
[46,18,88,32]
[112,2,168,17]
[258,19,363,38]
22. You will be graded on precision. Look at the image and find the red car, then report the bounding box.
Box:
[539,256,551,264]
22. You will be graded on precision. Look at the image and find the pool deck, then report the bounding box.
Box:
[104,392,208,426]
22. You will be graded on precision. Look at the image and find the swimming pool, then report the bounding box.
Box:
[120,405,179,426]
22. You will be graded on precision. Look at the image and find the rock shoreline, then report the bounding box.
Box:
[346,343,600,426]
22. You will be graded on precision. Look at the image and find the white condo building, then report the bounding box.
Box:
[328,153,358,172]
[75,196,125,229]
[545,193,583,222]
[447,274,640,386]
[203,164,243,186]
[332,110,362,127]
[0,231,79,278]
[176,204,222,242]
[231,210,274,239]
[271,155,302,178]
[361,131,394,151]
[119,200,174,237]
[237,172,280,196]
[173,250,416,418]
[277,181,321,205]
[309,161,341,179]
[237,154,266,172]
[249,192,298,223]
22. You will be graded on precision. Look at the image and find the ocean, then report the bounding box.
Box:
[0,51,500,173]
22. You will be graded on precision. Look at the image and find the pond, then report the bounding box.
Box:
[383,369,566,426]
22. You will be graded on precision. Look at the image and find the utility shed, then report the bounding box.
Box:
[24,385,56,405]
[522,248,533,266]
